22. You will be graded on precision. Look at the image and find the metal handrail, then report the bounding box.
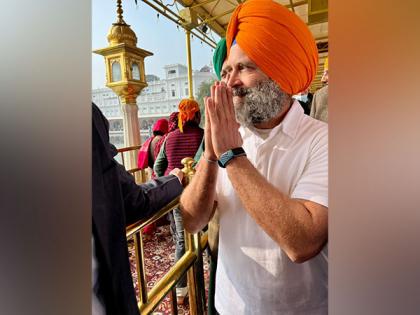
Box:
[117,145,141,168]
[139,250,197,314]
[117,145,149,183]
[121,153,207,315]
[126,197,180,238]
[118,144,142,152]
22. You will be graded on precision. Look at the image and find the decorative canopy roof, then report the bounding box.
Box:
[135,0,328,89]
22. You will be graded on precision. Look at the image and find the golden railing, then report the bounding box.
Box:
[119,144,208,315]
[117,145,149,184]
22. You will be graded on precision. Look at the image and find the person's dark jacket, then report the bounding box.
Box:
[92,103,183,315]
[298,92,313,115]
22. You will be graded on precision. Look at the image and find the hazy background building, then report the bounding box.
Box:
[92,63,216,147]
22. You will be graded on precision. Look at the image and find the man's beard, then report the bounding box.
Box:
[232,79,290,127]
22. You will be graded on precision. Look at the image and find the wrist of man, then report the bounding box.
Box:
[225,155,247,169]
[203,152,218,162]
[202,154,218,165]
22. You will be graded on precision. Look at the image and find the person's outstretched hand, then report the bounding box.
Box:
[169,168,184,184]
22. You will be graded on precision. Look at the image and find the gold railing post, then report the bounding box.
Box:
[181,157,196,184]
[170,288,178,315]
[133,231,148,305]
[185,232,199,315]
[185,29,194,100]
[122,151,208,314]
[181,157,205,315]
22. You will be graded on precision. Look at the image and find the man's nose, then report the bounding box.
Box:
[227,69,241,88]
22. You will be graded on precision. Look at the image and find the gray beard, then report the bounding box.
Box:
[232,79,290,128]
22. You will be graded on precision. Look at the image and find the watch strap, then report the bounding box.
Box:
[217,147,246,168]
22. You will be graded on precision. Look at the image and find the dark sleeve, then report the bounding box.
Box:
[310,92,318,117]
[117,164,183,225]
[308,92,314,104]
[93,102,183,226]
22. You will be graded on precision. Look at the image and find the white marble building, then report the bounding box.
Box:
[92,64,215,147]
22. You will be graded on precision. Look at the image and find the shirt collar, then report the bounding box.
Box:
[239,100,304,140]
[279,100,304,139]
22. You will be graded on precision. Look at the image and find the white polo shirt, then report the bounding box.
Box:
[215,101,328,315]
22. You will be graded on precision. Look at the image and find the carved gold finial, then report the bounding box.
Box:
[106,0,137,46]
[116,0,125,24]
[181,157,196,185]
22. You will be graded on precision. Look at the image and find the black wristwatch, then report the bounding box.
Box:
[217,147,246,168]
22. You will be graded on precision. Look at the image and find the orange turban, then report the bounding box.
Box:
[226,0,318,95]
[178,99,200,132]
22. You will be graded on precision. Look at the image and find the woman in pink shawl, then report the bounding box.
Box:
[137,116,176,235]
[137,118,168,235]
[153,112,179,159]
[137,118,169,171]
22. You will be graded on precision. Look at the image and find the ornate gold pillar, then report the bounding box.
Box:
[93,0,153,169]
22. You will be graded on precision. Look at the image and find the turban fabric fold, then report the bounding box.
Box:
[213,38,227,80]
[324,57,328,71]
[226,0,318,95]
[178,99,200,132]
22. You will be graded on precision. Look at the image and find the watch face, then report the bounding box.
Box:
[232,147,245,155]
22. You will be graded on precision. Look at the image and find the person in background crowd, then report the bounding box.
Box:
[151,112,180,233]
[154,99,204,304]
[92,103,184,315]
[153,111,180,181]
[137,118,169,172]
[153,111,179,169]
[294,87,313,115]
[137,118,169,235]
[180,1,328,314]
[310,56,328,122]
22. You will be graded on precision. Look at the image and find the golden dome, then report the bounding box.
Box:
[107,22,137,46]
[106,0,137,46]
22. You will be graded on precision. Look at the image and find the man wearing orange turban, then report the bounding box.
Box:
[180,1,328,314]
[225,0,318,95]
[155,98,204,304]
[178,99,200,133]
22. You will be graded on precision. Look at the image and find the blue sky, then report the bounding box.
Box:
[92,0,219,89]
